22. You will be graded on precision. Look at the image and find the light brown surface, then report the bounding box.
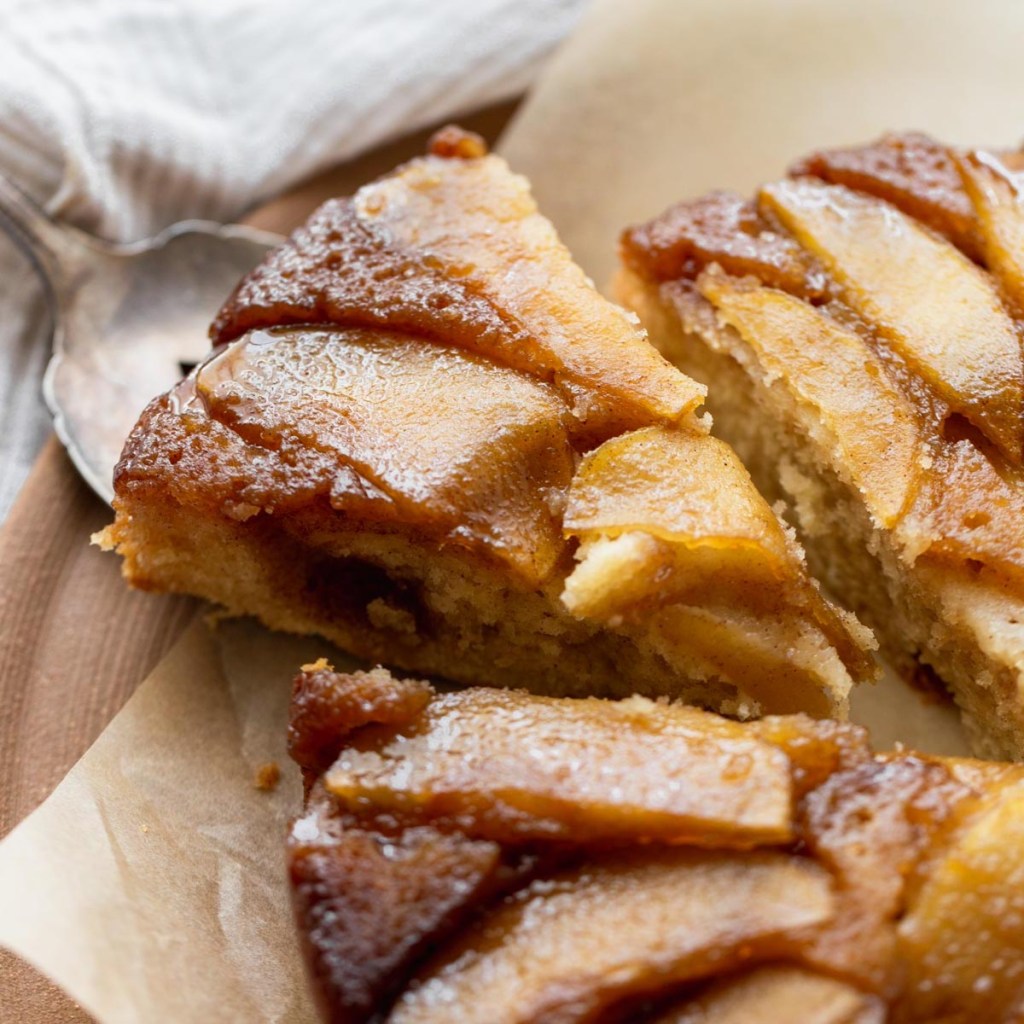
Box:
[0,100,516,1024]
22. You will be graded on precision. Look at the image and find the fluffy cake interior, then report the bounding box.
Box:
[104,475,853,717]
[618,266,1024,759]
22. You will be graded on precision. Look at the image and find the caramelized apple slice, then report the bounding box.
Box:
[562,426,875,690]
[214,132,703,439]
[698,273,921,528]
[325,687,799,846]
[562,425,796,623]
[288,804,502,1022]
[747,715,869,794]
[901,438,1024,583]
[798,756,972,994]
[789,132,981,259]
[352,143,704,435]
[957,150,1024,315]
[390,851,834,1024]
[644,604,853,718]
[562,531,821,631]
[560,532,733,620]
[194,327,574,583]
[761,180,1023,463]
[897,778,1024,1022]
[621,191,822,297]
[288,665,431,775]
[655,966,884,1024]
[564,426,790,564]
[562,426,795,621]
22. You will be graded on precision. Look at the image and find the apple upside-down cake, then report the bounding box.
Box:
[98,128,874,717]
[288,663,1024,1024]
[620,133,1024,758]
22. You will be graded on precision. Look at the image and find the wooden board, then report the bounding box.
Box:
[0,101,516,1024]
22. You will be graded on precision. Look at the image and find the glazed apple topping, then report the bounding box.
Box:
[288,667,1024,1024]
[759,178,1023,465]
[213,133,703,441]
[564,426,793,564]
[788,132,983,259]
[193,326,575,583]
[957,150,1024,317]
[561,426,796,623]
[289,808,504,1022]
[896,774,1024,1021]
[621,190,825,299]
[562,425,877,691]
[900,437,1024,584]
[323,682,802,847]
[390,850,834,1024]
[623,131,1024,587]
[697,272,921,530]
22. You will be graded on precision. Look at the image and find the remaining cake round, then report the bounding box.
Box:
[620,133,1024,759]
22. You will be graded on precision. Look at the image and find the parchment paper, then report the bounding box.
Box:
[4,0,1022,1018]
[0,618,363,1023]
[500,0,1024,287]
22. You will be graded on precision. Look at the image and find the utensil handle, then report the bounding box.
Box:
[0,172,81,291]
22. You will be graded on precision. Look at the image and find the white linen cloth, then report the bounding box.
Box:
[0,0,587,519]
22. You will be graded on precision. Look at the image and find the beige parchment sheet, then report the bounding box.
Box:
[3,0,1024,1019]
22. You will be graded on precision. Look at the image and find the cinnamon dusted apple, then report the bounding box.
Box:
[620,132,1024,758]
[98,127,873,718]
[286,665,1024,1023]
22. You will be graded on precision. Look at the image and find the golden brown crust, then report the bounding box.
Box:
[788,132,984,259]
[211,143,700,441]
[622,190,824,299]
[210,196,529,362]
[289,810,504,1023]
[116,331,575,584]
[625,131,1024,319]
[426,123,488,160]
[288,666,431,776]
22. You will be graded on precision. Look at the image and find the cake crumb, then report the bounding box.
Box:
[254,762,281,791]
[301,657,334,673]
[367,598,418,635]
[429,125,487,159]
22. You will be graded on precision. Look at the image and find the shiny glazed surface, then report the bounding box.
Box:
[623,132,1024,584]
[288,666,1024,1024]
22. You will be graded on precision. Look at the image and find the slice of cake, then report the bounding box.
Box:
[98,127,874,717]
[287,664,1024,1023]
[619,132,1024,757]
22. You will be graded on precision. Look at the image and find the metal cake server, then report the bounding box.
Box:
[0,173,282,504]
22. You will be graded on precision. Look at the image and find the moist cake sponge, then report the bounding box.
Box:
[620,132,1024,757]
